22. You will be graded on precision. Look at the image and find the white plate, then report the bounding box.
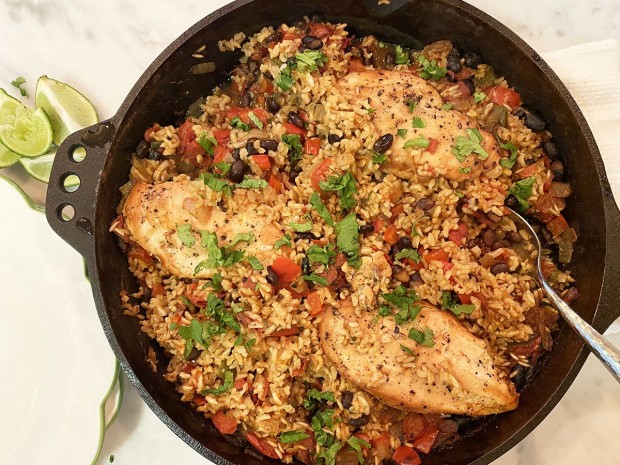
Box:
[0,178,117,465]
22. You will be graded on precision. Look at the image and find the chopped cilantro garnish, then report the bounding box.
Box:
[400,344,416,356]
[282,134,303,163]
[367,107,375,114]
[498,138,519,169]
[228,232,255,248]
[394,248,422,263]
[280,430,310,444]
[441,102,454,111]
[277,62,296,91]
[403,137,430,149]
[274,234,291,250]
[213,162,232,174]
[304,273,328,286]
[408,327,435,347]
[412,117,425,129]
[200,172,233,196]
[245,338,256,350]
[247,256,263,270]
[307,244,335,265]
[201,370,234,395]
[396,128,408,139]
[303,388,335,410]
[194,231,247,272]
[452,128,488,162]
[405,98,418,113]
[335,213,360,267]
[318,442,342,465]
[509,176,536,211]
[178,319,208,357]
[309,192,334,226]
[372,151,387,164]
[11,76,28,97]
[459,167,472,174]
[289,218,313,232]
[346,436,371,464]
[236,177,268,189]
[473,91,487,103]
[181,295,193,307]
[230,116,250,130]
[170,322,178,330]
[394,45,410,65]
[319,172,357,210]
[247,111,263,129]
[381,285,421,324]
[177,224,195,247]
[441,290,476,316]
[417,55,447,80]
[207,273,223,291]
[197,133,217,155]
[296,50,329,72]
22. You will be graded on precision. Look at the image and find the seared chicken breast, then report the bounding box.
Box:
[123,180,281,278]
[337,70,503,182]
[319,300,518,415]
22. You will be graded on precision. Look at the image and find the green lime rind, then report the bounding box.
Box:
[0,141,20,168]
[0,107,53,157]
[35,75,99,145]
[0,88,27,127]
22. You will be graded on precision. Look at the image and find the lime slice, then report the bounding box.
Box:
[0,88,28,127]
[0,141,20,168]
[18,150,80,187]
[0,107,53,157]
[35,75,99,145]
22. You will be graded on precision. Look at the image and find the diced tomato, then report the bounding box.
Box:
[390,203,405,219]
[457,293,472,305]
[271,257,302,283]
[403,413,426,441]
[516,161,541,179]
[349,58,366,72]
[177,120,201,163]
[536,193,566,214]
[193,395,206,406]
[185,292,206,307]
[452,67,474,80]
[456,81,472,98]
[128,244,154,267]
[213,129,231,144]
[424,249,449,263]
[441,261,454,272]
[304,138,321,155]
[268,327,300,337]
[212,411,238,435]
[311,158,332,190]
[487,85,522,109]
[308,22,332,39]
[307,291,324,317]
[546,214,569,237]
[373,218,386,233]
[448,222,468,245]
[540,259,557,279]
[392,446,422,465]
[151,282,166,297]
[509,336,542,358]
[543,175,552,193]
[282,31,299,41]
[404,257,424,271]
[144,124,161,142]
[252,154,271,171]
[267,173,284,193]
[234,377,247,391]
[226,107,269,127]
[426,138,439,154]
[182,140,206,165]
[245,432,279,459]
[284,121,307,136]
[212,145,230,164]
[384,225,399,245]
[412,423,439,454]
[334,253,347,267]
[371,433,392,462]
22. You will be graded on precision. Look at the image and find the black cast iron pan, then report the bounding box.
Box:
[45,0,620,463]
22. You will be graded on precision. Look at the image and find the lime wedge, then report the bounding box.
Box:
[0,88,28,127]
[35,75,99,145]
[0,141,20,168]
[18,150,80,186]
[0,107,53,157]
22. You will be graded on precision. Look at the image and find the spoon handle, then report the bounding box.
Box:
[539,279,620,382]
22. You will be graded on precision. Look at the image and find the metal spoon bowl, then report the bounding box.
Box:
[507,208,620,382]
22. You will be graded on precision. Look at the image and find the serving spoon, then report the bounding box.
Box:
[508,208,620,382]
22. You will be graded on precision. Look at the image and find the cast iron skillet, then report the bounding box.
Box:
[45,0,620,463]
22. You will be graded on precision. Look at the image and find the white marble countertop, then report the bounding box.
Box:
[1,1,619,464]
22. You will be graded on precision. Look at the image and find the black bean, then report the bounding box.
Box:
[449,47,461,58]
[550,160,564,181]
[359,223,374,236]
[228,160,246,183]
[232,147,241,161]
[295,231,317,240]
[266,266,278,285]
[392,264,410,283]
[301,256,311,275]
[446,72,457,83]
[397,236,413,250]
[147,149,161,161]
[287,111,305,129]
[341,391,354,409]
[289,165,302,181]
[385,52,395,68]
[373,171,385,183]
[542,140,560,159]
[381,460,399,465]
[245,139,258,155]
[466,238,478,248]
[481,229,496,247]
[348,415,369,427]
[239,92,252,108]
[297,46,308,53]
[362,54,372,66]
[513,108,527,119]
[373,134,394,154]
[217,199,227,212]
[266,31,282,43]
[416,197,435,212]
[511,364,536,392]
[524,111,546,132]
[504,194,519,209]
[462,77,475,95]
[446,55,461,73]
[266,96,281,113]
[302,35,323,50]
[328,133,342,144]
[491,240,508,251]
[260,139,279,152]
[506,231,523,244]
[463,52,481,68]
[490,262,510,274]
[136,140,150,159]
[409,272,423,285]
[185,346,201,361]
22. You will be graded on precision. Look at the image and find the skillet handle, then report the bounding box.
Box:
[596,193,620,333]
[45,120,116,258]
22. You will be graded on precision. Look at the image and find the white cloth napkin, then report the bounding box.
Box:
[541,40,620,334]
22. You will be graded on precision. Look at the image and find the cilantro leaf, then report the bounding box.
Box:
[296,50,328,72]
[177,224,196,247]
[228,232,255,248]
[452,128,488,162]
[394,45,410,65]
[417,55,447,80]
[247,256,264,270]
[346,436,371,464]
[282,133,303,163]
[236,177,268,189]
[277,63,295,91]
[319,172,357,210]
[289,219,313,232]
[403,137,429,149]
[400,344,416,356]
[396,128,408,139]
[459,167,472,174]
[335,213,360,267]
[213,162,232,174]
[509,176,536,211]
[441,102,454,111]
[274,234,291,250]
[11,76,28,97]
[178,319,208,357]
[303,389,335,410]
[230,116,250,130]
[204,293,240,332]
[318,442,342,465]
[310,192,334,226]
[408,327,435,347]
[245,338,256,350]
[498,138,519,169]
[307,244,335,265]
[280,430,310,444]
[412,117,425,128]
[372,151,387,164]
[405,98,418,113]
[381,285,421,324]
[206,273,223,291]
[394,248,422,263]
[247,111,263,129]
[197,133,217,155]
[201,172,233,195]
[474,91,487,103]
[303,273,328,286]
[441,290,476,316]
[201,370,234,395]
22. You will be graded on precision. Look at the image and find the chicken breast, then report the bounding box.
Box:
[350,251,392,310]
[123,180,281,278]
[319,300,518,415]
[337,70,502,182]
